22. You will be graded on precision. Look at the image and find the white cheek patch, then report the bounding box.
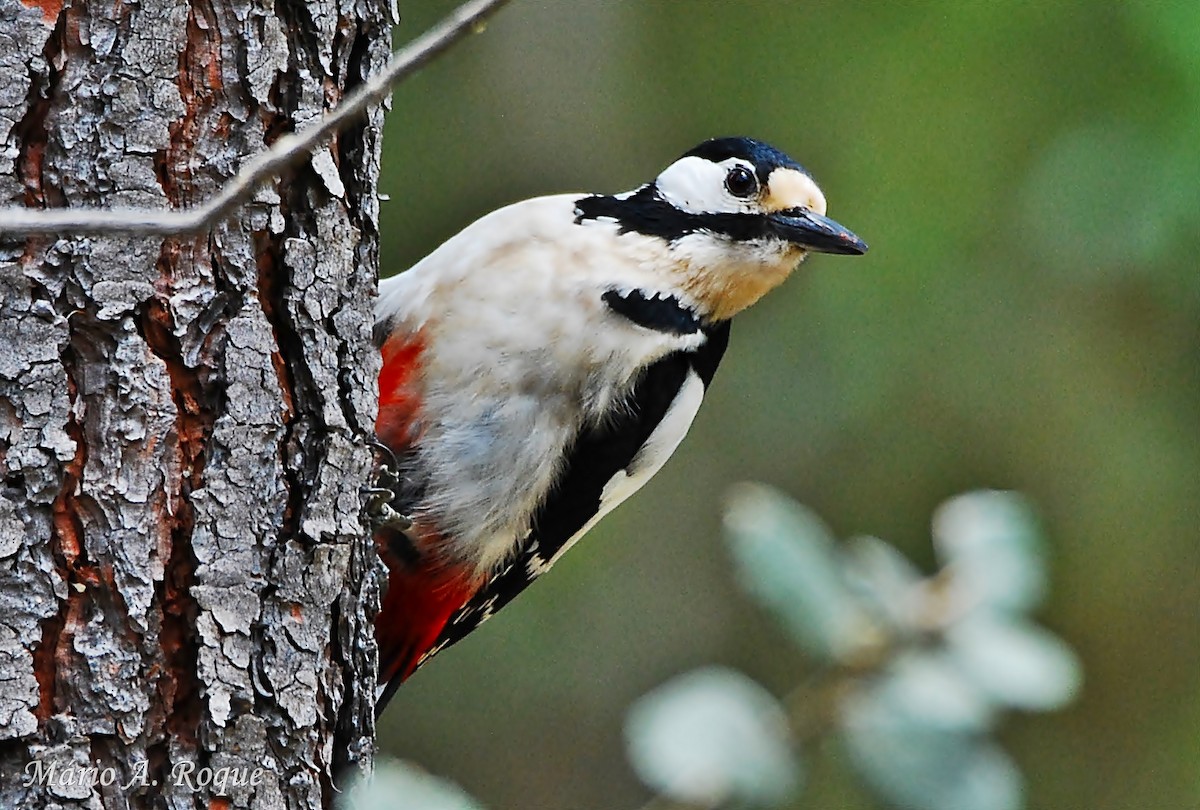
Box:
[655,156,756,215]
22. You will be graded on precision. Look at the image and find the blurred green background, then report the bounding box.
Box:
[376,2,1200,808]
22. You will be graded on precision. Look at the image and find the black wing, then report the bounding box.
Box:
[422,320,731,661]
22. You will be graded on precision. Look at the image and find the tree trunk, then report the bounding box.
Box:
[0,0,391,806]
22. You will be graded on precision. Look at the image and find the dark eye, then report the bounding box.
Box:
[724,165,758,198]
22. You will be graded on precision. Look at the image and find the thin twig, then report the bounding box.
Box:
[0,0,511,236]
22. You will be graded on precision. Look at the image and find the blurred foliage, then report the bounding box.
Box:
[627,666,800,808]
[340,760,484,810]
[377,3,1200,809]
[359,489,1078,810]
[625,487,1078,810]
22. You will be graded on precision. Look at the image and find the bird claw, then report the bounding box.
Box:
[370,500,415,533]
[367,438,402,491]
[367,436,398,466]
[363,485,415,532]
[363,438,413,532]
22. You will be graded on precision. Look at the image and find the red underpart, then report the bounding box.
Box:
[375,526,479,685]
[374,329,477,685]
[376,331,426,451]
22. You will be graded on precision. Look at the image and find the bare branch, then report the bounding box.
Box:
[0,0,511,236]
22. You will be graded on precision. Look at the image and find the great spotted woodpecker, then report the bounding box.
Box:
[371,137,867,707]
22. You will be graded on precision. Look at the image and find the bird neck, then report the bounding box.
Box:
[665,238,805,322]
[574,187,806,322]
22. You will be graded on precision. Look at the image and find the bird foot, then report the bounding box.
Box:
[363,438,414,532]
[363,487,414,532]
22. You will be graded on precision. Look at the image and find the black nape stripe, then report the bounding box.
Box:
[575,136,816,243]
[575,186,771,244]
[603,289,702,336]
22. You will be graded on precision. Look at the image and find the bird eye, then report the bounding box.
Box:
[724,165,758,198]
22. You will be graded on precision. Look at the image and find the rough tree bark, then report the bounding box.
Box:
[0,0,391,806]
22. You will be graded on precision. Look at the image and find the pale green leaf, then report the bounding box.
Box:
[841,658,1020,810]
[725,483,877,662]
[932,491,1045,615]
[340,759,486,810]
[843,534,925,632]
[947,613,1083,711]
[625,667,799,807]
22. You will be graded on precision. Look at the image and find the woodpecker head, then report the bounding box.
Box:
[575,137,867,321]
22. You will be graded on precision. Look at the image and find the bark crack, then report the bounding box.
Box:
[142,0,227,767]
[14,3,67,209]
[253,229,304,541]
[136,257,221,758]
[334,20,376,214]
[33,325,89,723]
[156,0,223,207]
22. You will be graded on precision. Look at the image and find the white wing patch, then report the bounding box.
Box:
[531,369,707,575]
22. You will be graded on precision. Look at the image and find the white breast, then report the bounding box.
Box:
[377,196,707,577]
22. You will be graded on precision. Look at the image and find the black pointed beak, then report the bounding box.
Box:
[768,209,868,255]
